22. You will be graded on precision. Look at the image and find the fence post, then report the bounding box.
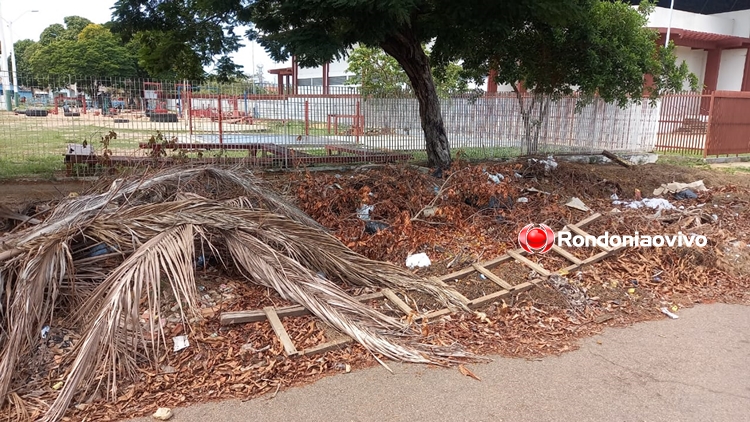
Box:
[355,100,361,145]
[187,88,193,136]
[218,93,223,145]
[305,100,309,137]
[703,91,716,158]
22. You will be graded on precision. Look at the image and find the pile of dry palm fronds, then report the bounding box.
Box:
[0,167,472,421]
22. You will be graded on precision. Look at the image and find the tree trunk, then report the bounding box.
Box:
[381,30,451,169]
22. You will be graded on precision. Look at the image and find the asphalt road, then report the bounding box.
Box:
[130,304,750,422]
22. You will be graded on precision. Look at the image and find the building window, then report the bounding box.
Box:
[297,78,313,86]
[328,76,348,85]
[311,78,323,87]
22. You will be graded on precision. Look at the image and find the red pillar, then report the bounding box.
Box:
[704,49,721,92]
[277,74,284,96]
[487,69,498,94]
[742,47,750,92]
[701,49,722,114]
[322,63,330,95]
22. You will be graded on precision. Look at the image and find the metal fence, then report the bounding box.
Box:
[0,73,668,176]
[705,91,750,156]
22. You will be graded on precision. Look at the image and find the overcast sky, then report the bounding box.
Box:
[0,0,288,79]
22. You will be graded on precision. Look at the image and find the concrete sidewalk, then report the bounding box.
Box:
[130,304,750,422]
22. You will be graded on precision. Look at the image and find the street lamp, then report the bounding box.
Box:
[6,10,39,107]
[665,0,675,48]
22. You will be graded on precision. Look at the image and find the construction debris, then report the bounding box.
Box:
[653,180,708,196]
[565,197,590,212]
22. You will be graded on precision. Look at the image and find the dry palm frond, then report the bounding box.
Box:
[45,225,199,422]
[0,167,475,422]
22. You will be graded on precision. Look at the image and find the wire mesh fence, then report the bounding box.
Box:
[0,72,667,177]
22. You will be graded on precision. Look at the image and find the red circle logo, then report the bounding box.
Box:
[518,223,555,254]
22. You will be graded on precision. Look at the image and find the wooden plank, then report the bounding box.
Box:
[429,277,470,305]
[506,250,551,277]
[440,254,515,281]
[467,280,541,308]
[561,246,624,273]
[602,150,632,168]
[221,291,384,325]
[416,307,454,321]
[565,223,611,252]
[472,263,514,290]
[382,289,414,315]
[550,244,583,265]
[300,336,353,356]
[263,307,298,356]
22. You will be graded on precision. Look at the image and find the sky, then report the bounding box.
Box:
[0,0,289,80]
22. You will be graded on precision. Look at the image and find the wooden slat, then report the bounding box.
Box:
[263,307,298,356]
[561,246,624,273]
[565,223,611,252]
[430,276,470,305]
[472,263,514,290]
[506,250,551,277]
[440,253,515,281]
[467,279,541,308]
[382,289,414,315]
[221,291,384,325]
[416,307,454,321]
[550,244,583,265]
[300,336,353,356]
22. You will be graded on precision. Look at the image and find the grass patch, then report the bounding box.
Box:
[0,156,62,179]
[656,154,711,169]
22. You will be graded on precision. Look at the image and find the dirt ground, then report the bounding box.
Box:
[1,158,749,421]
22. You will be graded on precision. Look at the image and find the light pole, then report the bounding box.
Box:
[665,0,675,48]
[0,1,12,111]
[6,10,38,107]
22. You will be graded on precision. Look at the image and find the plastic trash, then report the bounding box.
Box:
[173,335,190,352]
[356,204,375,221]
[41,325,50,339]
[674,189,698,200]
[487,173,504,184]
[660,307,679,319]
[88,243,113,258]
[406,253,431,269]
[364,221,389,234]
[517,197,529,203]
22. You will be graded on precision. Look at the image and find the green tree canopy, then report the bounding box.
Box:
[346,46,469,98]
[27,22,137,79]
[111,0,242,80]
